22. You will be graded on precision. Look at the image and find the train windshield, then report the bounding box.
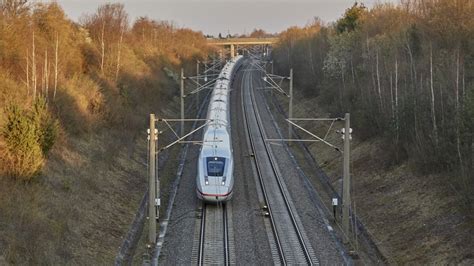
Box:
[206,157,226,176]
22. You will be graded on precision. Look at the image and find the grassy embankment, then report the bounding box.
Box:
[0,2,209,263]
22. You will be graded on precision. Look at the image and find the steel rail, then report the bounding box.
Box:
[223,205,230,265]
[240,65,286,265]
[245,64,315,265]
[197,204,206,266]
[197,203,230,266]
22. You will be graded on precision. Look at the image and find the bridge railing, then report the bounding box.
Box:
[207,37,278,45]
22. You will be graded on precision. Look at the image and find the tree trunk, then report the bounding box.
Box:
[395,58,399,147]
[367,34,376,105]
[439,83,445,132]
[115,24,124,82]
[406,40,419,142]
[462,58,465,100]
[340,65,345,110]
[430,44,438,145]
[350,55,356,87]
[371,64,377,105]
[44,48,49,99]
[32,31,36,100]
[101,20,105,75]
[455,49,464,181]
[307,39,316,77]
[376,50,383,111]
[41,66,44,96]
[287,46,291,71]
[26,48,29,95]
[390,72,394,120]
[54,32,59,100]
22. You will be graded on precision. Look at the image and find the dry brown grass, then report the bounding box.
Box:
[54,75,105,133]
[0,126,148,263]
[0,177,69,264]
[348,140,474,264]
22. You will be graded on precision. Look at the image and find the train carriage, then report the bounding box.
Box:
[196,56,243,202]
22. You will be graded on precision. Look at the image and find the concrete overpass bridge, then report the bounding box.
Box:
[207,37,278,58]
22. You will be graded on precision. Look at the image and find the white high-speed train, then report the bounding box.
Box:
[196,55,243,202]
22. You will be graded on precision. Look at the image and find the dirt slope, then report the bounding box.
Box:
[0,129,146,264]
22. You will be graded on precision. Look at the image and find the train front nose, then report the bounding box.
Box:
[198,177,232,202]
[198,156,232,202]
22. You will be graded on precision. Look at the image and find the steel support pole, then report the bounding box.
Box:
[148,114,157,246]
[288,68,293,140]
[155,132,160,227]
[342,113,351,243]
[230,44,235,59]
[196,61,200,112]
[180,68,184,137]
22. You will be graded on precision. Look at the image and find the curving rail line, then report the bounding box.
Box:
[241,61,318,265]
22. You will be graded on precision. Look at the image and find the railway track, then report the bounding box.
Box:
[196,203,232,265]
[241,62,319,265]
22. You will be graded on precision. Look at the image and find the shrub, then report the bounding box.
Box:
[32,98,59,155]
[2,105,44,181]
[1,98,59,181]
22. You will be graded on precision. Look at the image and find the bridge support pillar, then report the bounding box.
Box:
[230,44,235,59]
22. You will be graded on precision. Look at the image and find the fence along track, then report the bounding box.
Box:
[242,62,318,265]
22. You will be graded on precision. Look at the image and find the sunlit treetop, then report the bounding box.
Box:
[335,2,367,34]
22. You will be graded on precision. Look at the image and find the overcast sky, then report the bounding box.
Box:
[47,0,397,36]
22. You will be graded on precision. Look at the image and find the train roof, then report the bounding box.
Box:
[200,56,242,158]
[201,128,231,158]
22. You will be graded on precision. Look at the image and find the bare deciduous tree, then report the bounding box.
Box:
[53,32,58,100]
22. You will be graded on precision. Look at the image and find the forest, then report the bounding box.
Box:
[272,0,473,207]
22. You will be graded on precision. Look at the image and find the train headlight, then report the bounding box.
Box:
[205,175,209,185]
